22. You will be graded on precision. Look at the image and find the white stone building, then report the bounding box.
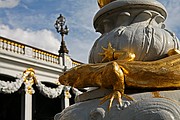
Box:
[0,36,82,120]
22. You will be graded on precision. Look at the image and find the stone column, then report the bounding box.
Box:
[24,93,32,120]
[21,89,32,120]
[55,0,180,119]
[55,89,180,120]
[64,87,71,108]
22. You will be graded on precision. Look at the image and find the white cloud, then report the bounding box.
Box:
[66,37,96,63]
[69,0,99,34]
[0,24,60,54]
[158,0,180,34]
[65,0,180,62]
[0,0,100,63]
[1,0,180,63]
[0,0,20,8]
[0,24,96,63]
[58,0,100,62]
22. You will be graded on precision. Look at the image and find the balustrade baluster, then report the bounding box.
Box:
[18,45,21,53]
[36,50,38,58]
[47,53,49,62]
[43,52,45,60]
[56,56,58,64]
[42,52,44,60]
[21,46,25,54]
[2,40,5,49]
[38,51,40,59]
[35,50,38,59]
[10,42,13,51]
[14,43,18,53]
[49,54,52,62]
[39,51,41,59]
[7,41,10,51]
[52,55,54,63]
[46,53,48,61]
[3,40,7,50]
[54,56,56,63]
[41,51,43,60]
[44,52,47,61]
[17,44,19,53]
[56,56,59,64]
[54,56,57,64]
[12,43,15,52]
[53,56,55,63]
[0,39,3,49]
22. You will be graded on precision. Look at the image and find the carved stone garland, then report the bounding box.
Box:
[0,77,23,94]
[0,68,78,99]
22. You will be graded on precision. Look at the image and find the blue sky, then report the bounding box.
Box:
[0,0,180,63]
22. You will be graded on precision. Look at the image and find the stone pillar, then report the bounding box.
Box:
[24,93,32,120]
[55,0,180,119]
[59,90,70,111]
[64,87,71,108]
[21,90,32,120]
[55,89,180,120]
[89,0,180,63]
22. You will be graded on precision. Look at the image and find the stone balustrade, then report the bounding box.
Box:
[32,49,59,64]
[72,61,81,67]
[0,37,25,54]
[0,36,82,67]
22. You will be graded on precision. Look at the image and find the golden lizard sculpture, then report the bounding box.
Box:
[59,43,180,111]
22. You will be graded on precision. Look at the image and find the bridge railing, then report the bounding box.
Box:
[32,48,59,64]
[0,37,25,55]
[72,59,82,67]
[0,36,82,67]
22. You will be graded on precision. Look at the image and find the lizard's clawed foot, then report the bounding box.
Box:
[99,91,134,111]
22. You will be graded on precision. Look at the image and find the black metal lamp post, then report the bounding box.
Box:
[54,14,69,66]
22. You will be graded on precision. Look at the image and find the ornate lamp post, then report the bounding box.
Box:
[54,14,69,66]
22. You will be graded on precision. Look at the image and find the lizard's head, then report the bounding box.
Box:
[59,72,71,86]
[59,68,79,87]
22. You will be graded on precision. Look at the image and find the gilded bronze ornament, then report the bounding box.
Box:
[23,68,37,94]
[59,47,180,110]
[97,0,115,8]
